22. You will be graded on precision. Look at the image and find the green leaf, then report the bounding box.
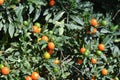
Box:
[29,4,34,14]
[65,23,82,30]
[33,8,41,22]
[59,27,64,35]
[43,9,49,16]
[100,29,110,33]
[0,22,3,31]
[38,77,46,80]
[4,23,8,33]
[41,44,47,50]
[53,11,65,21]
[71,16,84,25]
[9,24,15,38]
[15,5,24,23]
[45,13,52,21]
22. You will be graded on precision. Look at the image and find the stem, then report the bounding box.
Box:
[112,9,120,20]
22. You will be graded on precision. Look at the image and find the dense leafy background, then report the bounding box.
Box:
[0,0,120,80]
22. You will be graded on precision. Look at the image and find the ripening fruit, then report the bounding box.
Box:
[49,30,53,34]
[77,59,83,65]
[96,50,102,56]
[91,28,97,34]
[80,47,86,54]
[90,18,98,27]
[23,21,28,26]
[37,38,41,43]
[48,42,55,50]
[91,58,97,64]
[91,78,95,80]
[54,59,60,64]
[1,67,10,75]
[49,0,55,7]
[98,44,105,51]
[101,68,108,76]
[0,51,3,54]
[114,77,119,80]
[48,49,54,55]
[43,52,50,59]
[84,49,90,56]
[0,64,4,69]
[0,0,4,5]
[101,20,107,26]
[91,75,96,80]
[25,76,32,80]
[32,26,41,33]
[35,22,41,27]
[31,72,40,80]
[41,36,49,42]
[53,68,59,73]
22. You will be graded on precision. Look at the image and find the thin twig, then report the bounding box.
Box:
[113,9,120,20]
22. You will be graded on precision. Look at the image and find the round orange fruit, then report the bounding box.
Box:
[91,58,97,64]
[48,42,55,50]
[41,36,49,42]
[25,76,32,80]
[32,26,41,33]
[0,0,4,5]
[77,59,83,65]
[49,0,55,7]
[54,59,60,64]
[90,18,98,27]
[91,28,97,34]
[80,47,86,54]
[1,67,10,75]
[31,72,40,80]
[98,44,105,51]
[101,68,108,76]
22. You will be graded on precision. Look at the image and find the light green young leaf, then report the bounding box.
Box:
[53,11,65,21]
[33,8,41,22]
[71,16,84,26]
[59,27,64,35]
[45,13,52,21]
[0,22,3,31]
[9,24,15,38]
[65,23,82,30]
[29,4,34,14]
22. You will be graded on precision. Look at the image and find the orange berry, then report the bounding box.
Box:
[54,59,60,64]
[98,44,105,51]
[32,26,41,33]
[49,0,55,7]
[90,18,98,27]
[48,49,54,55]
[92,28,97,34]
[91,75,96,80]
[80,47,86,54]
[1,67,10,75]
[0,0,4,5]
[91,58,97,64]
[25,76,32,80]
[31,72,40,80]
[41,36,49,42]
[43,52,51,59]
[101,68,108,76]
[48,42,55,50]
[77,59,83,65]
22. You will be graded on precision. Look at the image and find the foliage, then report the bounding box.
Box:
[0,0,120,80]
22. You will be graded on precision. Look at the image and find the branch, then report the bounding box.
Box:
[113,9,120,20]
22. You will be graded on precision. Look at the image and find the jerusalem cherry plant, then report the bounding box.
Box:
[0,0,120,80]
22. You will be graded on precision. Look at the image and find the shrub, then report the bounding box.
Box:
[0,0,120,80]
